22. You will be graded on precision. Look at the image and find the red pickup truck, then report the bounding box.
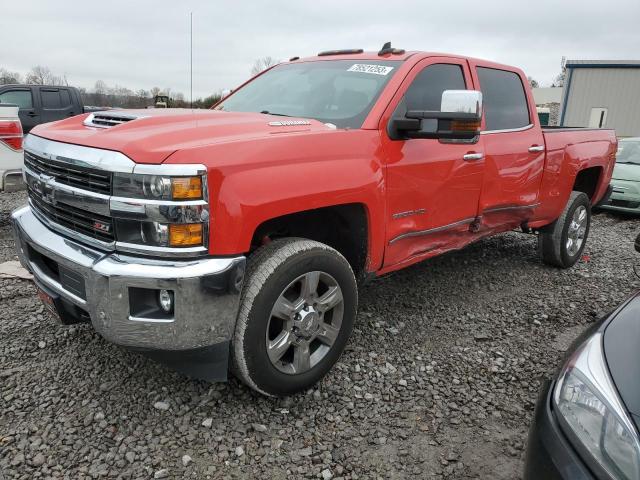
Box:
[12,46,616,396]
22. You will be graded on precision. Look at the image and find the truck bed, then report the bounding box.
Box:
[530,127,617,228]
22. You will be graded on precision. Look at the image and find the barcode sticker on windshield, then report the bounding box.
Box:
[348,64,394,75]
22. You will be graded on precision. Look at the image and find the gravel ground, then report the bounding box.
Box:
[1,189,639,479]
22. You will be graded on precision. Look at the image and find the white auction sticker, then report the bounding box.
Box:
[347,64,394,75]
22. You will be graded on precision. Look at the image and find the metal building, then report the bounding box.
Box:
[560,60,640,137]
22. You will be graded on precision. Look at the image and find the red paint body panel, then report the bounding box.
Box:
[30,51,616,277]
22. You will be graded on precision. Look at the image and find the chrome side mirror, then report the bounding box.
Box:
[440,90,483,119]
[389,89,484,140]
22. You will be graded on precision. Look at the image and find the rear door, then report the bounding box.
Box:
[380,58,485,267]
[39,87,75,123]
[470,64,545,228]
[0,87,39,133]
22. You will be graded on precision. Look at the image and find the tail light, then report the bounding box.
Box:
[0,120,23,151]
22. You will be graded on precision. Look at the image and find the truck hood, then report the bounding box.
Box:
[612,162,640,182]
[29,109,332,164]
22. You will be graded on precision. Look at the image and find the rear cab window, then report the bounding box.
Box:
[0,90,33,109]
[476,67,530,131]
[59,89,72,108]
[41,89,62,109]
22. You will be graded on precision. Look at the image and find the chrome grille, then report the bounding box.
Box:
[24,150,112,194]
[28,187,114,243]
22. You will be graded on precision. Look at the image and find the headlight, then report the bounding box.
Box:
[110,168,207,251]
[554,333,640,479]
[113,173,203,200]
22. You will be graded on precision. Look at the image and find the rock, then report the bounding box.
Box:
[125,452,135,463]
[38,341,46,349]
[251,423,267,432]
[153,401,170,411]
[201,418,213,428]
[399,379,408,387]
[298,446,313,457]
[235,446,244,457]
[154,469,170,479]
[181,454,193,466]
[32,452,46,467]
[321,468,333,480]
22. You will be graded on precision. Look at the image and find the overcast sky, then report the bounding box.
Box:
[2,0,640,98]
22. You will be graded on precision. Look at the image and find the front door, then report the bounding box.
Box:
[381,58,485,267]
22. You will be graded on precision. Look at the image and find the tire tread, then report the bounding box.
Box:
[231,237,355,396]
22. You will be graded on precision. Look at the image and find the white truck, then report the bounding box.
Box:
[0,104,24,191]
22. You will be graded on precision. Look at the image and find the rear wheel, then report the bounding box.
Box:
[231,238,357,397]
[539,191,591,268]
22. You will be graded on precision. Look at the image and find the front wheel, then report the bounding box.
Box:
[231,238,357,397]
[538,191,591,268]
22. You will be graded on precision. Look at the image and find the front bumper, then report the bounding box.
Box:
[524,379,595,480]
[12,206,246,377]
[599,179,640,213]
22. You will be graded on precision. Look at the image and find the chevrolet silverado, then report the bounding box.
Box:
[12,45,617,396]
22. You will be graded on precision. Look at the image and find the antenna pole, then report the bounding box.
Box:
[190,12,193,109]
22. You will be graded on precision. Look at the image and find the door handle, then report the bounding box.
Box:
[463,153,484,161]
[528,145,545,153]
[27,112,37,117]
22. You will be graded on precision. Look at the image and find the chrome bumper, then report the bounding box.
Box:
[12,206,246,351]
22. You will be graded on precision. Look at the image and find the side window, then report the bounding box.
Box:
[0,90,33,109]
[404,64,466,111]
[476,67,530,131]
[60,89,72,108]
[41,89,62,109]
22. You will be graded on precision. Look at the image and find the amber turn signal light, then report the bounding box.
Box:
[169,224,203,246]
[451,119,481,133]
[172,177,202,199]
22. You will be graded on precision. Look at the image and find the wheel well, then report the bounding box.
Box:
[573,167,602,201]
[251,204,369,279]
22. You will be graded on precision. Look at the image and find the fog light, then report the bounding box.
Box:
[158,289,173,313]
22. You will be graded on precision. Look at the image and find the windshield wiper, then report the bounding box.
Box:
[617,161,640,165]
[260,110,292,117]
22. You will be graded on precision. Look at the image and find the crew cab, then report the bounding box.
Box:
[11,45,617,397]
[0,84,102,134]
[0,104,24,191]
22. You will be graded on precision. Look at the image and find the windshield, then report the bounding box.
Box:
[617,140,640,164]
[215,60,401,129]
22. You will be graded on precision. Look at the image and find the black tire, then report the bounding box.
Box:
[538,191,591,268]
[231,238,357,397]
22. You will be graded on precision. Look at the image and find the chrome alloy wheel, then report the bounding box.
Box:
[566,205,588,257]
[266,271,344,374]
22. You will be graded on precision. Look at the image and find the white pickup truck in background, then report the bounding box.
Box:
[0,104,24,192]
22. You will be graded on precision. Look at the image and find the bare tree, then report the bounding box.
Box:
[551,56,566,88]
[251,56,278,76]
[25,65,63,85]
[0,69,22,85]
[528,76,539,88]
[150,86,161,97]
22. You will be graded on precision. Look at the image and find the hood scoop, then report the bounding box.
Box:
[84,111,147,129]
